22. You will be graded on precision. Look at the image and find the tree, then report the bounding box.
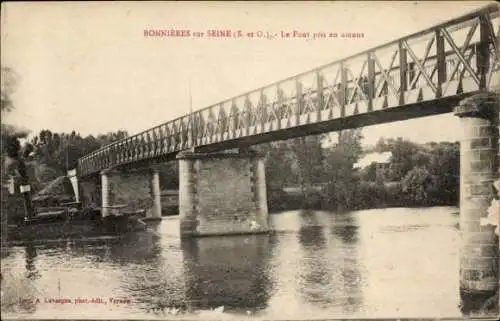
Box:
[427,142,459,204]
[1,67,18,113]
[401,166,435,205]
[261,140,296,189]
[359,162,377,182]
[29,129,128,175]
[96,130,129,147]
[383,137,422,181]
[1,67,28,160]
[323,129,363,210]
[288,135,325,193]
[1,66,35,219]
[1,66,30,171]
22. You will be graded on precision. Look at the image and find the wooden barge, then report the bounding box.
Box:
[6,202,148,242]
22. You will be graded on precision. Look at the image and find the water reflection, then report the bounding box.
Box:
[331,213,359,244]
[68,233,162,265]
[25,242,40,281]
[298,210,327,249]
[19,242,40,314]
[297,211,331,308]
[296,211,363,313]
[181,235,273,312]
[1,207,464,318]
[112,224,186,312]
[0,242,42,314]
[330,213,363,314]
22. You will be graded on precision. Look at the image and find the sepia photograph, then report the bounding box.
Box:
[1,1,499,320]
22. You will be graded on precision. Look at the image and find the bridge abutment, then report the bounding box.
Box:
[177,149,269,237]
[100,167,162,220]
[454,91,499,315]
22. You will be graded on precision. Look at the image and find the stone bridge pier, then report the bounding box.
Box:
[99,166,162,220]
[454,91,499,315]
[177,149,269,237]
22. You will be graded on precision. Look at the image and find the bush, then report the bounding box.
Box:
[401,167,435,206]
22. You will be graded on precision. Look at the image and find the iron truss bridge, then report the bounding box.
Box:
[78,4,500,177]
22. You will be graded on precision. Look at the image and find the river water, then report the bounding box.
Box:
[1,206,463,319]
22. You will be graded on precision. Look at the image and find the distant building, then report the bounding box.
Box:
[354,151,392,182]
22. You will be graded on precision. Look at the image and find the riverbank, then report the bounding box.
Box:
[267,181,458,212]
[2,181,458,227]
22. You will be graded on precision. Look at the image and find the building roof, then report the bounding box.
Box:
[354,151,392,169]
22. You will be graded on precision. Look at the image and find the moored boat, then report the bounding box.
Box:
[7,203,147,242]
[3,169,149,243]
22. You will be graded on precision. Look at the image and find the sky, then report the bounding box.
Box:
[1,1,495,147]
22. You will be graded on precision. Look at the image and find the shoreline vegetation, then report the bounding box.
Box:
[266,181,458,213]
[262,132,459,213]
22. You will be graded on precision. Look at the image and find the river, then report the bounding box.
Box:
[1,206,462,319]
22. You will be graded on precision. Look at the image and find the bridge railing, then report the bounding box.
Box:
[78,4,499,176]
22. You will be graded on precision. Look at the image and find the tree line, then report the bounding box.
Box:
[258,133,459,211]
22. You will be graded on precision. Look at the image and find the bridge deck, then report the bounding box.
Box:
[78,4,500,177]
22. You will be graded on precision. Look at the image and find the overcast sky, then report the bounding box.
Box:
[1,1,494,146]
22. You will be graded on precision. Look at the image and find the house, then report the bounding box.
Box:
[354,151,392,182]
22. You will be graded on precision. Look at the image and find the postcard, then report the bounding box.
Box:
[1,1,499,320]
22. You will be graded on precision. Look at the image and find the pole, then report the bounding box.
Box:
[18,159,34,220]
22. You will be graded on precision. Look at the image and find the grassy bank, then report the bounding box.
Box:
[267,181,458,212]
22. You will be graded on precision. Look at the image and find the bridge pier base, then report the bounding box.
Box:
[101,171,110,217]
[454,92,499,315]
[100,167,162,220]
[147,166,163,222]
[177,149,269,237]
